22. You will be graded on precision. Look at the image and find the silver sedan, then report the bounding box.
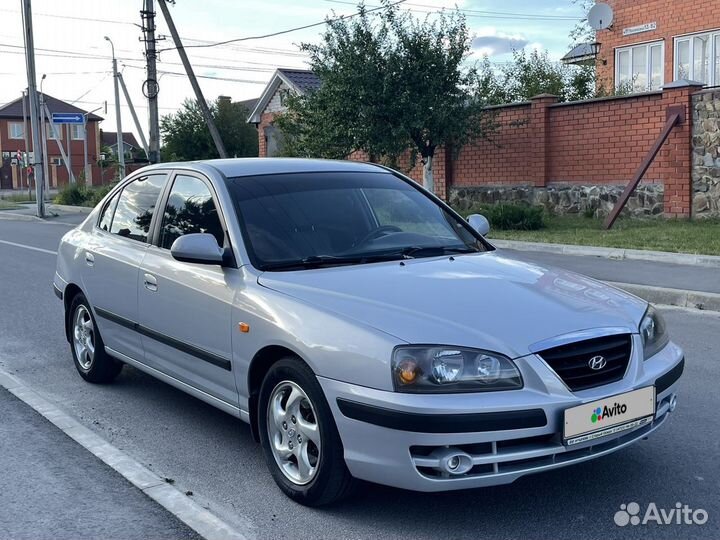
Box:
[54,158,684,505]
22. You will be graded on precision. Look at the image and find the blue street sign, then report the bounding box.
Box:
[51,112,84,124]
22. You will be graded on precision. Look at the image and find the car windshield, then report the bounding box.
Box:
[228,171,488,271]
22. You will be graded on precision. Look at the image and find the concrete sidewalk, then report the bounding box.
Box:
[503,247,720,311]
[0,386,202,540]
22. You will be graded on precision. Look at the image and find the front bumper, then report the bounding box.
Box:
[319,337,684,492]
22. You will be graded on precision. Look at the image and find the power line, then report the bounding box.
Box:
[323,0,584,20]
[0,8,136,26]
[157,0,408,52]
[122,64,267,84]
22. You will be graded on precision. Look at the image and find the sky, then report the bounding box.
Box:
[0,0,586,142]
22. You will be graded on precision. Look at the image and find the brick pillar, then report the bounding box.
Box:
[660,80,705,218]
[529,94,558,187]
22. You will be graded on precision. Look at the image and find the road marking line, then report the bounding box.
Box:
[0,239,57,255]
[0,367,249,540]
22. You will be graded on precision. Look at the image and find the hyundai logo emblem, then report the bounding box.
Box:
[588,355,607,370]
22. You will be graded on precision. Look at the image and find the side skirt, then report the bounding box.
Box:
[105,346,250,424]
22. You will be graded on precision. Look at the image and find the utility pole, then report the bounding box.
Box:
[118,72,150,158]
[21,0,44,218]
[141,0,161,163]
[105,36,126,179]
[156,0,227,158]
[21,90,30,197]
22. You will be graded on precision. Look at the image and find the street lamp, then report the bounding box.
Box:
[104,36,125,179]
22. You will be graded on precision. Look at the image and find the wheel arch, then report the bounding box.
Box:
[247,344,313,442]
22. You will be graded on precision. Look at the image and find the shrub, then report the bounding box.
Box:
[54,184,91,206]
[464,203,545,231]
[87,183,116,207]
[54,182,117,207]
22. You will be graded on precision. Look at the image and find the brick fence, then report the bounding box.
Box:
[259,79,716,218]
[436,80,706,218]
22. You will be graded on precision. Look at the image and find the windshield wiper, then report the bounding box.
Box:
[262,246,479,271]
[262,254,393,271]
[387,245,479,259]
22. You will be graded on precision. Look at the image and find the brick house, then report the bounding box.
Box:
[565,0,720,94]
[248,69,321,157]
[0,94,103,190]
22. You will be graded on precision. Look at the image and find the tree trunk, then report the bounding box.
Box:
[423,153,434,193]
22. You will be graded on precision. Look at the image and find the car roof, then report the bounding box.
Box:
[137,158,387,179]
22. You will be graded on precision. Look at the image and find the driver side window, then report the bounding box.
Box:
[363,188,455,237]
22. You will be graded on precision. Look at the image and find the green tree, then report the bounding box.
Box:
[160,98,258,161]
[478,49,596,105]
[276,2,492,192]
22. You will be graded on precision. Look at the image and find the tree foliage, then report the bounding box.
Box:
[276,2,493,191]
[478,49,596,105]
[160,98,258,161]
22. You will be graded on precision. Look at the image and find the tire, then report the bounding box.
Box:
[68,293,123,384]
[258,357,356,506]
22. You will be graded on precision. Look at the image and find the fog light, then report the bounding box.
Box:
[447,455,460,470]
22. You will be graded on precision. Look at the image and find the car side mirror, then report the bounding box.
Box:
[467,214,490,236]
[170,233,224,265]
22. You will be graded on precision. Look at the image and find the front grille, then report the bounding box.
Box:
[537,334,632,391]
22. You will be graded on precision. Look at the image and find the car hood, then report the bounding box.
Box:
[257,252,648,358]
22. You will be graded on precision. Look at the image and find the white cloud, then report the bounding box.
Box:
[471,28,528,56]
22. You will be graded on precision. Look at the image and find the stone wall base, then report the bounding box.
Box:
[449,184,666,218]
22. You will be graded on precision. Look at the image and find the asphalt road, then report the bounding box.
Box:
[0,214,718,540]
[0,387,200,540]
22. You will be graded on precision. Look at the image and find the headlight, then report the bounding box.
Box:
[391,346,522,393]
[639,305,669,360]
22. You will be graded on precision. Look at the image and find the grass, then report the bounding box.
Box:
[0,199,21,210]
[0,193,35,203]
[483,215,720,256]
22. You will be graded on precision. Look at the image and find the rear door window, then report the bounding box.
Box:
[110,174,167,243]
[98,191,120,232]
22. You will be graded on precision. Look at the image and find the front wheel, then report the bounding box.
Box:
[258,358,355,506]
[69,293,123,383]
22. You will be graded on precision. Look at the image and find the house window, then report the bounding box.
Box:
[9,122,24,139]
[46,124,62,140]
[674,31,720,85]
[616,41,664,92]
[71,124,85,140]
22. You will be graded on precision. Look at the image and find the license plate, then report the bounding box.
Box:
[563,386,655,446]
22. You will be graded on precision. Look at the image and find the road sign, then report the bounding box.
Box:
[51,112,84,124]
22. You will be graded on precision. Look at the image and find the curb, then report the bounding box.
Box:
[47,204,93,214]
[491,239,720,268]
[0,368,249,540]
[609,281,720,313]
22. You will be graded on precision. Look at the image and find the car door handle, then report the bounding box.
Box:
[143,273,158,292]
[85,252,95,266]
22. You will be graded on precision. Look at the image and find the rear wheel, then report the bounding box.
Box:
[69,293,122,383]
[258,358,355,506]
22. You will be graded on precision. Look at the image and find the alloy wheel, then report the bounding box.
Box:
[73,305,95,370]
[266,380,321,485]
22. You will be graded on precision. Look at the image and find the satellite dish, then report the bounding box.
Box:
[588,2,614,30]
